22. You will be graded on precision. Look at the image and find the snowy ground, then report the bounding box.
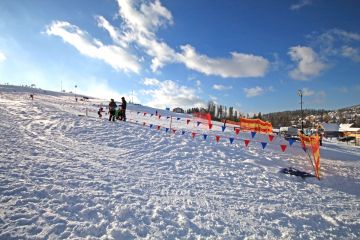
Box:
[1,85,360,239]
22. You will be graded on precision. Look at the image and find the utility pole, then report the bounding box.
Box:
[297,89,304,132]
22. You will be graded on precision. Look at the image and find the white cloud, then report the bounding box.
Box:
[141,79,205,109]
[244,86,264,98]
[290,0,313,10]
[0,51,6,62]
[213,84,233,91]
[143,78,160,86]
[302,88,315,96]
[45,21,140,73]
[288,46,326,80]
[341,46,360,62]
[178,45,269,78]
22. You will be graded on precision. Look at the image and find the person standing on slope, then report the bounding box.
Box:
[108,99,117,122]
[120,97,127,121]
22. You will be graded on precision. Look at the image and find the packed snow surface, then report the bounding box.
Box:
[1,85,360,239]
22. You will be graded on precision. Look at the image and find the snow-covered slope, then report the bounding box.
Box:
[1,85,359,239]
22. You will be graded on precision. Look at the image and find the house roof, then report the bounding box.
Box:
[320,123,340,132]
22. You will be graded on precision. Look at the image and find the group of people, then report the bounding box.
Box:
[98,97,127,122]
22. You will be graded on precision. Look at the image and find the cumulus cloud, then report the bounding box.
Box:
[213,84,233,91]
[288,46,326,80]
[290,0,313,10]
[143,78,160,86]
[141,79,205,109]
[244,86,264,97]
[47,0,270,78]
[178,45,269,78]
[302,88,315,96]
[45,21,140,73]
[0,51,6,62]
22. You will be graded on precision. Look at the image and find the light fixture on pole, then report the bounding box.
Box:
[297,89,304,131]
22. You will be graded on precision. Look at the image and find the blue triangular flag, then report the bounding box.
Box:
[203,134,208,140]
[167,116,170,119]
[251,131,256,138]
[222,126,226,132]
[150,114,153,117]
[149,124,153,128]
[165,128,169,132]
[302,146,307,152]
[197,121,201,126]
[261,142,267,149]
[137,111,140,114]
[229,137,234,144]
[288,138,295,146]
[182,130,186,135]
[177,117,181,120]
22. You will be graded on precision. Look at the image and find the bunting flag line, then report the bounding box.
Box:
[235,128,240,135]
[280,144,287,152]
[229,137,234,144]
[203,134,208,140]
[244,139,250,147]
[268,135,274,142]
[261,142,267,149]
[216,136,220,142]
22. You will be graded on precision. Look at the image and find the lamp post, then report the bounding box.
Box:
[297,89,304,132]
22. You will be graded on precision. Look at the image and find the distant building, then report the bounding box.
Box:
[320,123,340,138]
[173,107,184,113]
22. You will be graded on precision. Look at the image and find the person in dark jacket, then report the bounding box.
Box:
[108,99,117,121]
[120,97,127,121]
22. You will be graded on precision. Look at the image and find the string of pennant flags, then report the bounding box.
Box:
[123,110,305,154]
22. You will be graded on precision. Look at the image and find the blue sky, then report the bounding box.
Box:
[0,0,359,114]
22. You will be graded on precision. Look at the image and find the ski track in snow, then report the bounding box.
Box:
[1,87,360,239]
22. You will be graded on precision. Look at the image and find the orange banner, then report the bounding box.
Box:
[222,118,273,134]
[299,134,321,179]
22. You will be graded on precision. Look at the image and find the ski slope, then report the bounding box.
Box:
[1,85,359,239]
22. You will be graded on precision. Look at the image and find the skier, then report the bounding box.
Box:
[98,105,104,118]
[120,97,127,121]
[108,99,117,122]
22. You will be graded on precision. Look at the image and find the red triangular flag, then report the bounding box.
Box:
[209,123,213,129]
[215,135,220,142]
[144,112,147,116]
[235,128,240,135]
[157,125,161,130]
[191,132,196,138]
[187,119,191,125]
[158,115,161,119]
[143,122,146,126]
[244,139,250,147]
[280,144,287,152]
[172,129,176,134]
[268,135,274,142]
